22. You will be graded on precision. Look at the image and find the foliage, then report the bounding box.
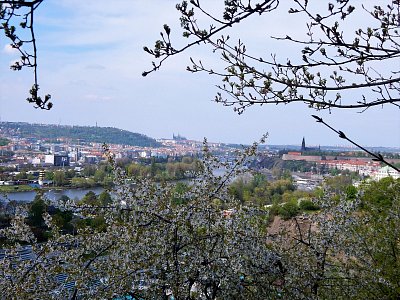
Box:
[27,193,47,228]
[0,140,399,299]
[0,137,10,146]
[229,173,297,206]
[324,174,353,194]
[278,201,299,220]
[0,185,34,193]
[282,160,316,173]
[82,165,97,177]
[360,176,399,210]
[71,177,96,188]
[345,185,357,200]
[79,191,99,206]
[1,1,400,298]
[0,138,287,299]
[349,178,400,298]
[171,182,190,205]
[261,178,400,299]
[0,121,160,147]
[53,170,67,186]
[98,191,112,206]
[77,191,113,207]
[299,199,320,211]
[51,209,73,234]
[126,157,199,181]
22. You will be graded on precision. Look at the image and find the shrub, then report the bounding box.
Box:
[279,202,299,220]
[299,199,320,211]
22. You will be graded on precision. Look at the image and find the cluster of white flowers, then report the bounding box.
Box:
[0,139,399,299]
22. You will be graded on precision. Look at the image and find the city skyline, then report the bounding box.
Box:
[1,120,399,151]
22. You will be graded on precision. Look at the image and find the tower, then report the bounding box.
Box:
[301,137,306,152]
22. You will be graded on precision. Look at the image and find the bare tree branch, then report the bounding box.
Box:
[312,115,400,172]
[0,0,52,109]
[144,1,400,112]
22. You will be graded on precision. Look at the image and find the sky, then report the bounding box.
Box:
[0,0,399,147]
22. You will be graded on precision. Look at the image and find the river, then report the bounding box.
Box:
[0,187,104,203]
[0,168,234,203]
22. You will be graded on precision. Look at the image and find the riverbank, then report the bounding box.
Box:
[0,184,105,194]
[0,185,35,193]
[0,186,105,203]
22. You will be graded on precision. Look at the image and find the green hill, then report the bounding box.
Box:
[0,122,160,147]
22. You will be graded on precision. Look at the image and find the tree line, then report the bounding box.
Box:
[0,122,160,147]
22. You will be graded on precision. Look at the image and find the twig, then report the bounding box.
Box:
[312,115,400,172]
[0,0,52,109]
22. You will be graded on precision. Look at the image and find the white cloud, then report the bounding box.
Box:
[3,44,18,55]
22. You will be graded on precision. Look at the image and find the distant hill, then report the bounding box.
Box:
[0,122,160,147]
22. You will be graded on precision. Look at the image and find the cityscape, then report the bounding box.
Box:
[0,121,398,195]
[1,1,400,299]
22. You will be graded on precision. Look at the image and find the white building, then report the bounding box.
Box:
[31,157,42,165]
[45,154,55,164]
[373,166,400,181]
[139,151,150,158]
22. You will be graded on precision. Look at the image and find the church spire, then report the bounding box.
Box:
[301,137,306,152]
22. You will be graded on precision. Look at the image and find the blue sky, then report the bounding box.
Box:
[0,0,399,147]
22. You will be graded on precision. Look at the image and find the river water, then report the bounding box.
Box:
[0,187,104,203]
[0,169,233,203]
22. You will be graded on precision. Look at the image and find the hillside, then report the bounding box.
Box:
[0,122,160,147]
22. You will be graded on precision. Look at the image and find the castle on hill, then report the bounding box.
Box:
[172,133,187,141]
